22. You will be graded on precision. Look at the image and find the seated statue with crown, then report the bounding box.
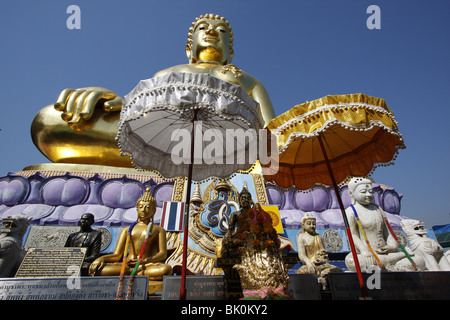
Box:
[89,188,172,296]
[296,213,342,289]
[220,183,255,258]
[221,185,288,299]
[31,14,275,170]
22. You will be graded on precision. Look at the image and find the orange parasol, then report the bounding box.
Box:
[265,93,405,189]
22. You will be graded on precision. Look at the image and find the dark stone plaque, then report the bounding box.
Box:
[162,275,226,300]
[0,276,148,300]
[329,271,450,300]
[15,248,86,278]
[24,226,113,253]
[216,257,242,299]
[287,274,321,300]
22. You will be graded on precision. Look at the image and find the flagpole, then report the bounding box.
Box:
[179,109,198,300]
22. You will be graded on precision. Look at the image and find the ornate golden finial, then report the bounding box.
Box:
[215,178,231,192]
[238,182,252,201]
[191,183,203,204]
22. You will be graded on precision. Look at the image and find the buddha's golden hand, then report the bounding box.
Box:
[54,87,122,131]
[88,259,105,276]
[127,258,139,267]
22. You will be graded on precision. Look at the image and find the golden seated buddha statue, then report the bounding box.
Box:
[31,14,275,169]
[88,188,172,295]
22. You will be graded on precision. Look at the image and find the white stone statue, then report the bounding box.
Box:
[0,214,32,277]
[296,213,343,289]
[344,177,424,272]
[401,219,450,271]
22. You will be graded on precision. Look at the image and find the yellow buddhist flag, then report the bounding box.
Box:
[260,205,284,234]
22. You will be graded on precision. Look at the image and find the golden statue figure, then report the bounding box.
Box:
[220,184,254,258]
[89,188,172,293]
[31,14,275,169]
[221,185,288,299]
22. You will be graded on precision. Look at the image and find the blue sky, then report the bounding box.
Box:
[0,0,449,228]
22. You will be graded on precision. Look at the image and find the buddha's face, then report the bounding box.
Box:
[239,192,252,209]
[189,18,232,64]
[351,184,374,206]
[137,200,156,221]
[302,218,316,235]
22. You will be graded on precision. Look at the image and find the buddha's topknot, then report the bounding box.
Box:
[137,187,156,205]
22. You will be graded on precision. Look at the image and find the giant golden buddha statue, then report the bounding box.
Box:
[31,14,275,169]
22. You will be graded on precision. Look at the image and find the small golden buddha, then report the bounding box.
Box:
[88,188,172,292]
[219,183,258,257]
[296,213,342,289]
[31,14,275,168]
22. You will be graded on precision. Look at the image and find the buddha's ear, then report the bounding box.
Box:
[350,192,357,204]
[185,45,195,63]
[186,45,194,63]
[226,48,234,64]
[347,190,354,203]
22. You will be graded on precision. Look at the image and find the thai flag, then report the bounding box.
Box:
[160,201,185,231]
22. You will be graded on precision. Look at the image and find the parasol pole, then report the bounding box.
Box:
[179,109,198,300]
[317,134,369,299]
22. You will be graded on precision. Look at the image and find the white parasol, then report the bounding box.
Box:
[116,71,264,299]
[117,71,264,180]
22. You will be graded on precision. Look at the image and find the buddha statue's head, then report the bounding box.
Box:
[348,177,374,206]
[186,14,234,65]
[301,212,316,234]
[136,187,157,221]
[238,182,253,209]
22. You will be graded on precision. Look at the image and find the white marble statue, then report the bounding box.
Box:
[401,219,450,271]
[344,177,424,272]
[296,213,343,289]
[0,214,32,277]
